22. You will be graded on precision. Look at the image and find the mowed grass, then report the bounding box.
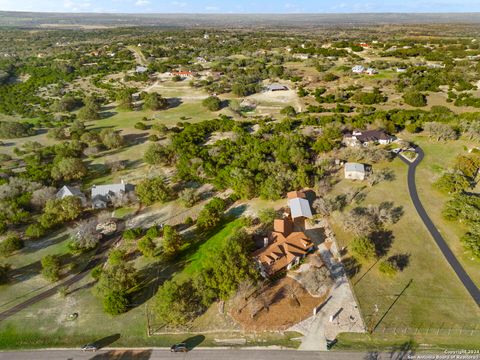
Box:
[330,157,480,330]
[179,218,245,279]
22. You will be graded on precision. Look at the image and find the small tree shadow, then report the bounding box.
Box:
[89,349,152,360]
[91,333,121,349]
[388,253,410,271]
[371,230,394,257]
[343,256,361,278]
[183,334,205,350]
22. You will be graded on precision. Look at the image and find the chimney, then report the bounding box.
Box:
[263,237,269,248]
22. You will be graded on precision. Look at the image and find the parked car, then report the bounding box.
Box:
[170,343,188,352]
[81,344,98,352]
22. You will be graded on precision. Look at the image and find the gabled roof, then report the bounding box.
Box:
[346,129,393,142]
[91,183,126,199]
[287,190,306,199]
[288,197,313,219]
[267,83,288,91]
[56,185,85,199]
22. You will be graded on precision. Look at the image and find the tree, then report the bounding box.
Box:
[138,236,157,257]
[0,121,35,139]
[103,290,129,315]
[100,129,124,149]
[461,224,480,259]
[350,236,376,260]
[202,96,222,111]
[162,225,183,258]
[196,197,226,233]
[143,92,168,110]
[30,186,56,210]
[423,122,458,141]
[78,96,101,121]
[0,263,10,284]
[154,278,204,326]
[367,168,395,187]
[51,157,87,181]
[39,196,82,229]
[144,143,173,166]
[0,234,23,257]
[135,177,171,205]
[257,208,276,226]
[403,91,427,107]
[179,188,200,208]
[69,219,101,253]
[41,254,61,282]
[312,125,343,153]
[434,172,470,194]
[116,89,134,110]
[25,223,46,239]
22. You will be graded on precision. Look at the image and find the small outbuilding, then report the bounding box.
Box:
[266,83,289,92]
[287,191,313,219]
[344,163,366,180]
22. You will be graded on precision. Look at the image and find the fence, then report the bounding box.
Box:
[374,326,480,337]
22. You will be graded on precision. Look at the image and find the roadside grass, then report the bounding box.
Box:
[329,157,480,331]
[335,331,480,352]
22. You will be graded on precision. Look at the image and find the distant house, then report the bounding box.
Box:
[56,185,87,206]
[344,163,366,181]
[91,181,133,209]
[343,129,395,147]
[253,216,314,277]
[365,68,378,75]
[396,67,407,73]
[266,83,289,92]
[196,56,207,63]
[352,65,365,74]
[135,66,148,74]
[169,71,195,79]
[359,43,370,48]
[287,191,313,220]
[293,53,309,60]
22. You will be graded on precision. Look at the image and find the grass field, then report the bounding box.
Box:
[329,155,480,332]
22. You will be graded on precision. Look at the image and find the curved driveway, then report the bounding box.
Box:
[399,147,480,306]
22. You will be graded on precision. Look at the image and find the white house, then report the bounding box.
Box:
[56,185,87,206]
[344,163,366,180]
[365,68,378,75]
[352,65,365,74]
[91,181,133,209]
[135,66,148,74]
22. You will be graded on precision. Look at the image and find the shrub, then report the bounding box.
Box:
[179,188,200,208]
[0,234,24,257]
[103,290,129,315]
[91,265,103,280]
[122,227,143,241]
[25,223,46,239]
[403,91,427,107]
[134,122,148,130]
[138,236,157,257]
[41,254,61,282]
[0,263,10,284]
[145,225,161,239]
[379,260,398,277]
[135,177,172,205]
[202,96,222,111]
[350,237,376,260]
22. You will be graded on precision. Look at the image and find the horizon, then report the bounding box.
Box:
[1,0,480,14]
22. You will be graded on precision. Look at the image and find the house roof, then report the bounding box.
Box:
[273,218,293,236]
[91,183,126,199]
[345,162,365,173]
[287,190,306,199]
[254,231,313,275]
[267,83,288,91]
[288,197,313,219]
[346,129,393,143]
[56,185,85,199]
[135,66,148,73]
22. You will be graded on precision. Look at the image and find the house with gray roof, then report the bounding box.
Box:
[56,185,87,206]
[91,181,133,209]
[266,83,289,92]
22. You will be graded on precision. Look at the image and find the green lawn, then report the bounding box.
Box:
[178,218,246,279]
[329,156,480,331]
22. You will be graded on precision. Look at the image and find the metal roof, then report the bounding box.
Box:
[91,183,126,198]
[288,197,313,219]
[345,162,365,173]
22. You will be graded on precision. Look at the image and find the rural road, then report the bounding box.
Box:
[0,349,413,360]
[0,233,121,322]
[399,147,480,306]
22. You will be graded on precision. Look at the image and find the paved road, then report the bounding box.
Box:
[0,234,120,322]
[399,147,480,306]
[0,349,412,360]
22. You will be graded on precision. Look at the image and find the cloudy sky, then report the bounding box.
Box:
[0,0,479,13]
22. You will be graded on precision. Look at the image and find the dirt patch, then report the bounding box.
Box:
[231,277,326,331]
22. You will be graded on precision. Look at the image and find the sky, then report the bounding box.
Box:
[0,0,480,13]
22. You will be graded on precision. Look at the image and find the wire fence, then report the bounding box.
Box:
[374,326,480,337]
